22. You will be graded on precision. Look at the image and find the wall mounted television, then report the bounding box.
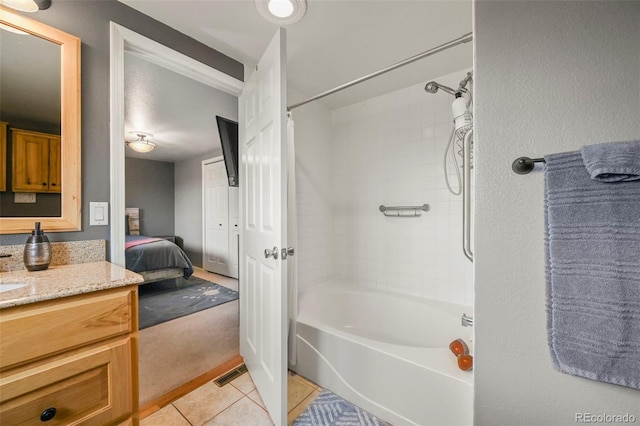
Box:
[215,116,239,187]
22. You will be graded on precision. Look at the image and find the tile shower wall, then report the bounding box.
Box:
[330,69,473,306]
[292,97,334,293]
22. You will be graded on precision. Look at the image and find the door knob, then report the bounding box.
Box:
[264,246,279,259]
[281,247,295,259]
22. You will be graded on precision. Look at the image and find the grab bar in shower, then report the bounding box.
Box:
[379,204,430,217]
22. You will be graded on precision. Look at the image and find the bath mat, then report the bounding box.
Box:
[138,276,238,329]
[292,389,391,426]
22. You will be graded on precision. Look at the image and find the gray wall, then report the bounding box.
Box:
[174,150,221,268]
[125,157,174,237]
[0,0,242,245]
[474,2,640,425]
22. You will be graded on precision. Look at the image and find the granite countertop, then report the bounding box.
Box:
[0,261,144,309]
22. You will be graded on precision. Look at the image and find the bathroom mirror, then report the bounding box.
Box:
[0,6,81,233]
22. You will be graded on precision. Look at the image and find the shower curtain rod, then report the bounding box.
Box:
[287,32,473,111]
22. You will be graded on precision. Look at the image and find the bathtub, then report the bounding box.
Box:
[292,280,473,426]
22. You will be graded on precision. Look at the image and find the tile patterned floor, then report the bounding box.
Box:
[140,371,322,426]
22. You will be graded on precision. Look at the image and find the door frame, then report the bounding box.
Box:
[201,156,224,271]
[109,23,244,266]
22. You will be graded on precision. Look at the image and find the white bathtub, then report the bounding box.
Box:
[292,280,473,426]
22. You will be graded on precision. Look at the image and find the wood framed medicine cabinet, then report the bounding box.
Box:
[0,6,81,234]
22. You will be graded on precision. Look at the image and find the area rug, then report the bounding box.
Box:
[138,276,239,329]
[292,390,391,426]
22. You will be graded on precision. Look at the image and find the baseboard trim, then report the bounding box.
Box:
[139,354,244,420]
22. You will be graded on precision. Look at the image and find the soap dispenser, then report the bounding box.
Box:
[24,222,52,271]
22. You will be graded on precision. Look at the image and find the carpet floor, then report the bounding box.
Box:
[138,299,240,406]
[138,276,239,329]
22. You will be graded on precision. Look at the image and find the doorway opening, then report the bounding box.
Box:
[109,22,244,410]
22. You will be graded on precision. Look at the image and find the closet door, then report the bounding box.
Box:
[204,161,229,275]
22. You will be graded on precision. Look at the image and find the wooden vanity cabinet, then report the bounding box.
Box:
[0,286,139,425]
[11,128,62,193]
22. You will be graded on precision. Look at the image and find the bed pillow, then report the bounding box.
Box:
[125,215,130,235]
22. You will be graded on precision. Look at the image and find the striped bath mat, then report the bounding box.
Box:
[292,390,391,426]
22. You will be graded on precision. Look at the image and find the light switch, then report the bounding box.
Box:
[90,202,109,226]
[15,193,36,203]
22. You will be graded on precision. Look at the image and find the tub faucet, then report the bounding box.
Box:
[461,313,473,327]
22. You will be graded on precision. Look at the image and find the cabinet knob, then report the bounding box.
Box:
[51,183,56,186]
[42,182,47,186]
[40,407,57,422]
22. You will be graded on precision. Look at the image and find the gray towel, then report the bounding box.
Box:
[580,140,640,182]
[545,150,640,390]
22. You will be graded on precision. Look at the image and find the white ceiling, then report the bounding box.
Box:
[119,0,473,109]
[124,51,237,162]
[119,0,472,163]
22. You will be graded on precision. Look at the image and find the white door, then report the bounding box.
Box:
[239,28,287,426]
[229,186,240,279]
[204,161,230,275]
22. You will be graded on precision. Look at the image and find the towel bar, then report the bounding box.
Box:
[512,157,546,174]
[379,204,430,217]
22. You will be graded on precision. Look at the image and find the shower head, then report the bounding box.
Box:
[424,81,456,96]
[424,81,438,93]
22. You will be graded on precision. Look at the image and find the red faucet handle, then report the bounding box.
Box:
[449,338,469,356]
[457,354,473,371]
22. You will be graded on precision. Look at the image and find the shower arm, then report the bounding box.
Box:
[458,72,473,91]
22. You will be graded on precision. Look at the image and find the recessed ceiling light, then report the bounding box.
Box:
[268,0,293,18]
[256,0,306,25]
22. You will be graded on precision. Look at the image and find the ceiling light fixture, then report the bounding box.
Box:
[256,0,306,25]
[126,131,156,153]
[268,0,293,18]
[0,0,51,12]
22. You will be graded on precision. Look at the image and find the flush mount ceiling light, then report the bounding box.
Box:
[0,0,51,12]
[126,131,156,153]
[256,0,306,25]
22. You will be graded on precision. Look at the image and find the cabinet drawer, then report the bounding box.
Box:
[0,289,133,370]
[0,338,132,425]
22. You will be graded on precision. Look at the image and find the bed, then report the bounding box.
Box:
[124,208,194,284]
